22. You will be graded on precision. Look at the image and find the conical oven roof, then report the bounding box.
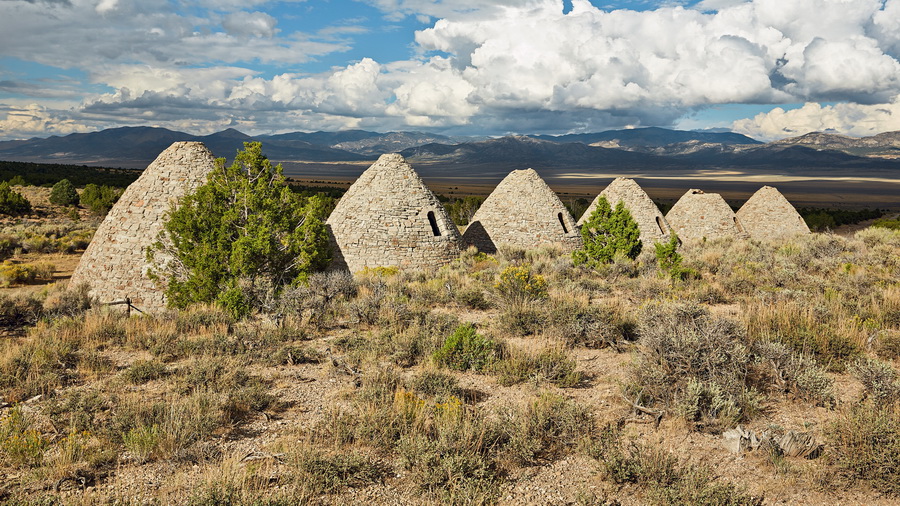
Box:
[462,168,581,253]
[71,141,218,311]
[736,185,810,240]
[665,189,747,243]
[326,153,461,272]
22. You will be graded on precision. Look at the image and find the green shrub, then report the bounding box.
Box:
[654,233,696,281]
[433,324,501,372]
[149,142,330,318]
[49,178,79,206]
[0,405,50,467]
[443,195,485,226]
[80,183,121,215]
[573,196,641,267]
[494,265,548,306]
[123,424,161,463]
[7,175,26,186]
[0,181,31,215]
[0,261,54,286]
[871,217,900,230]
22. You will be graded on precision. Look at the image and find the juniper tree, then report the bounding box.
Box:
[150,142,330,317]
[49,179,79,206]
[654,232,686,280]
[0,182,31,216]
[572,195,641,267]
[80,184,121,215]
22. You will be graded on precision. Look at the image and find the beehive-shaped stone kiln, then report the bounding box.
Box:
[326,153,461,272]
[462,168,581,253]
[736,185,810,240]
[70,141,218,311]
[665,189,746,242]
[578,177,671,246]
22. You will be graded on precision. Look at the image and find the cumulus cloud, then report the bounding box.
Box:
[3,0,900,139]
[413,0,899,113]
[0,104,93,139]
[732,100,900,141]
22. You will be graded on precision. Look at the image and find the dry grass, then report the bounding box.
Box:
[0,227,899,504]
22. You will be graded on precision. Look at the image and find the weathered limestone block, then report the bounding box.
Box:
[736,185,810,240]
[326,153,461,273]
[665,189,748,243]
[462,168,581,253]
[578,177,671,246]
[70,141,217,311]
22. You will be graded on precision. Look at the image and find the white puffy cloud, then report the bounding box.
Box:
[0,104,94,139]
[412,0,899,116]
[872,0,900,55]
[732,100,900,141]
[385,58,477,125]
[3,0,900,139]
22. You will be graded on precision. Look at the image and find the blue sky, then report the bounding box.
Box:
[1,0,899,141]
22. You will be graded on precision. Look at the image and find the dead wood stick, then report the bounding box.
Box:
[619,393,664,416]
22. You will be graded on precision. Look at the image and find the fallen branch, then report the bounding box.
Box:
[619,393,663,416]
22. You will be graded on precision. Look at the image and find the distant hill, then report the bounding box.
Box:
[257,130,477,155]
[398,133,900,178]
[0,126,368,168]
[3,126,899,177]
[533,126,761,147]
[401,135,674,169]
[772,131,900,158]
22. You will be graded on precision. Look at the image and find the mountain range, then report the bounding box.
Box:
[1,126,899,174]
